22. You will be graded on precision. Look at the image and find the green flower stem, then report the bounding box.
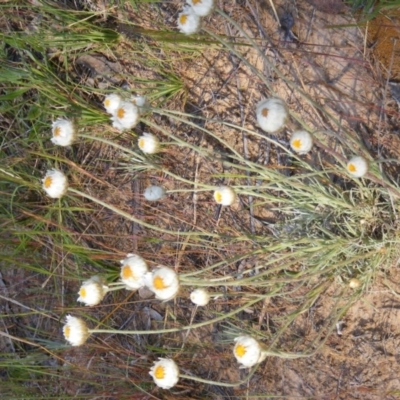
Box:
[105,286,126,292]
[80,133,140,158]
[67,187,218,238]
[81,133,217,190]
[142,117,244,162]
[179,248,382,287]
[88,295,264,335]
[179,366,257,387]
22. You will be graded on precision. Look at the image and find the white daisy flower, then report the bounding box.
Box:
[51,118,76,146]
[120,253,148,290]
[177,5,200,35]
[190,288,210,306]
[111,101,139,131]
[256,98,289,134]
[63,315,90,347]
[233,336,267,368]
[77,276,109,306]
[103,93,122,115]
[149,358,179,389]
[143,186,166,201]
[42,169,68,199]
[144,266,180,301]
[186,0,214,16]
[346,156,368,178]
[214,186,237,206]
[138,133,160,154]
[290,130,313,154]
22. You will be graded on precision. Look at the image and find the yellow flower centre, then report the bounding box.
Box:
[117,108,125,119]
[214,191,222,203]
[180,14,188,25]
[122,265,135,280]
[64,326,71,339]
[292,139,302,149]
[348,163,356,173]
[193,0,202,4]
[54,126,61,137]
[235,344,247,358]
[104,99,110,107]
[154,365,165,379]
[44,176,53,188]
[153,276,168,290]
[261,108,269,117]
[138,138,145,149]
[79,288,87,298]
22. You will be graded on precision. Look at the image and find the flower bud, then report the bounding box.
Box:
[190,288,210,306]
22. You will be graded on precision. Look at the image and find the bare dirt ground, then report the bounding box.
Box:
[2,0,400,399]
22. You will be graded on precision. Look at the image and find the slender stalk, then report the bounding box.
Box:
[89,295,264,335]
[179,366,257,387]
[68,187,219,238]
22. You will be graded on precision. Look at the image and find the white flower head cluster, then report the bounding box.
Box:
[143,185,166,201]
[63,315,90,347]
[77,276,109,306]
[214,186,237,206]
[144,266,180,301]
[111,101,139,131]
[51,118,76,146]
[120,253,148,290]
[177,5,201,35]
[138,133,160,154]
[290,130,313,155]
[233,336,267,368]
[256,98,288,134]
[186,0,214,17]
[42,169,68,199]
[346,156,368,178]
[149,358,180,389]
[190,288,210,306]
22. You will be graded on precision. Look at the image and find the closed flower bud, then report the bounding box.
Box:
[138,133,160,154]
[131,95,147,111]
[77,276,109,306]
[149,358,179,389]
[111,101,139,131]
[214,186,237,206]
[144,266,180,301]
[186,0,214,16]
[120,253,148,290]
[51,118,76,146]
[63,315,90,347]
[177,6,200,35]
[349,278,361,289]
[144,186,166,201]
[346,156,368,178]
[190,288,210,306]
[42,169,68,199]
[103,94,122,115]
[256,98,288,134]
[290,130,313,154]
[233,336,267,368]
